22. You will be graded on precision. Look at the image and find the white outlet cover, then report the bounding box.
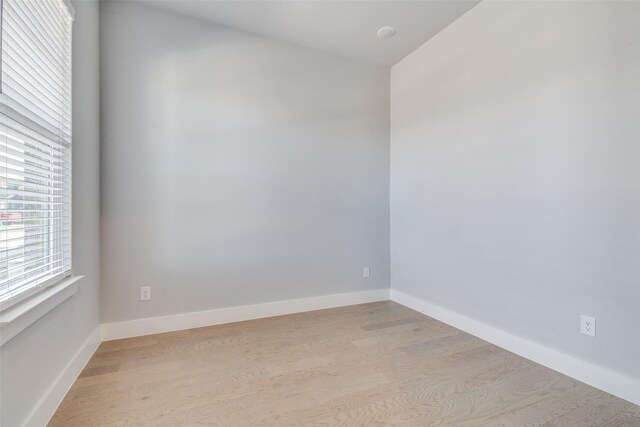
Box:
[363,267,370,278]
[580,315,596,337]
[140,286,151,301]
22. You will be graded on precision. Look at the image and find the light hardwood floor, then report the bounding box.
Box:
[50,302,639,426]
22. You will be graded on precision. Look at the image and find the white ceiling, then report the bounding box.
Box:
[139,1,480,67]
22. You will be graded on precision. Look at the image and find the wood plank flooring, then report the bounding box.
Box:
[50,302,639,426]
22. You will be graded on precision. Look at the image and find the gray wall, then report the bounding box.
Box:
[391,1,640,379]
[100,2,390,323]
[0,1,101,425]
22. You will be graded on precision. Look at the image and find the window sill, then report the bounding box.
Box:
[0,276,84,347]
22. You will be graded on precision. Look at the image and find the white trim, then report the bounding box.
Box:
[390,289,640,406]
[102,289,390,341]
[0,272,73,312]
[0,276,84,346]
[22,326,101,427]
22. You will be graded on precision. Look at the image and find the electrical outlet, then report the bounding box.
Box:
[363,267,370,278]
[580,315,596,337]
[140,286,151,301]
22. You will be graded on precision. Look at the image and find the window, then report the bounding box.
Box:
[0,0,73,310]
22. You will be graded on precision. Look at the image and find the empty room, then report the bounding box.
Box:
[1,0,639,425]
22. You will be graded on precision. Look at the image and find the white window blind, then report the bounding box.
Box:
[0,0,73,309]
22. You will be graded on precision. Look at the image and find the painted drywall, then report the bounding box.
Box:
[141,0,480,66]
[0,1,101,425]
[100,1,390,323]
[391,1,640,380]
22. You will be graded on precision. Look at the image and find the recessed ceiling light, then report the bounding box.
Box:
[377,26,396,39]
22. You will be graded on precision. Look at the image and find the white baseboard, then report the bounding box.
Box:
[23,326,102,427]
[19,288,637,427]
[390,289,640,406]
[102,289,390,341]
